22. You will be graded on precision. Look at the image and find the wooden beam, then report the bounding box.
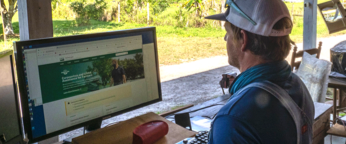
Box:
[303,0,317,50]
[18,0,53,40]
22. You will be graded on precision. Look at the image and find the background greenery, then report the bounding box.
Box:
[0,0,346,64]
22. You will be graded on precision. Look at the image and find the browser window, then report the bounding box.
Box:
[22,33,159,138]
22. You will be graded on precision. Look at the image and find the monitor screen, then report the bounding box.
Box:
[14,27,162,142]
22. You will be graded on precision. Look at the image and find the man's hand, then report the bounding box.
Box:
[220,72,237,88]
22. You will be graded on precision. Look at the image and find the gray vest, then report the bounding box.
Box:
[217,81,313,144]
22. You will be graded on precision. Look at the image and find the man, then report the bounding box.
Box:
[110,59,126,86]
[205,0,314,143]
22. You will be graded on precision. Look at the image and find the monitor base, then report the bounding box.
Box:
[84,120,102,132]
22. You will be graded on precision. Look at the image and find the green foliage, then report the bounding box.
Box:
[87,58,113,86]
[151,6,178,26]
[151,0,170,15]
[182,0,203,17]
[52,3,75,20]
[70,0,107,25]
[3,1,346,64]
[118,53,145,80]
[124,0,135,14]
[174,7,188,27]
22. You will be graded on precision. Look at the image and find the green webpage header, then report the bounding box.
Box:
[39,49,144,104]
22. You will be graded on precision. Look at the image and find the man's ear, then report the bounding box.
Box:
[240,30,248,52]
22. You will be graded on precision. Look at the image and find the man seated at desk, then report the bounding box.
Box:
[205,0,314,143]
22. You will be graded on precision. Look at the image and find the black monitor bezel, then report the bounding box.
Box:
[14,27,162,143]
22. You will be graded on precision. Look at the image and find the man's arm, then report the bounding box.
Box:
[123,75,126,83]
[121,67,126,83]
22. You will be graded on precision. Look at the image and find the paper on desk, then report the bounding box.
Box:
[190,116,212,132]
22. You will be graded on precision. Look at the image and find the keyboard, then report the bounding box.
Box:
[177,131,209,144]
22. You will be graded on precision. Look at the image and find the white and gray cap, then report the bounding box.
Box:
[205,0,292,37]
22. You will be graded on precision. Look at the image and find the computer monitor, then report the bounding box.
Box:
[0,55,23,144]
[14,27,162,142]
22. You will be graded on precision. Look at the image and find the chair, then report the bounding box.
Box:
[290,41,322,71]
[291,42,332,102]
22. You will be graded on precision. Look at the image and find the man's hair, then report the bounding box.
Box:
[228,18,293,62]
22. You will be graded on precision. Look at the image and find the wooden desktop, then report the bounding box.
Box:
[66,94,332,144]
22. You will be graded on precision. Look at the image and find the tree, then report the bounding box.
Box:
[118,53,144,80]
[87,58,113,86]
[0,0,17,35]
[150,0,170,15]
[183,0,203,18]
[70,0,107,25]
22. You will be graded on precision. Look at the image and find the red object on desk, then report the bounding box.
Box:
[133,120,169,144]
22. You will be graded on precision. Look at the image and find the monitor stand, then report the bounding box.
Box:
[84,120,102,133]
[62,120,102,144]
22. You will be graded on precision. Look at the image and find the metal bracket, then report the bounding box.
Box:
[304,2,310,7]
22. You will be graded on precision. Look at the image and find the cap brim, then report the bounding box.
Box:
[205,13,227,21]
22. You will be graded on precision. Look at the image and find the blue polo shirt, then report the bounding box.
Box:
[209,73,314,144]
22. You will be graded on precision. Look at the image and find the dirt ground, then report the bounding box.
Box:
[59,35,346,141]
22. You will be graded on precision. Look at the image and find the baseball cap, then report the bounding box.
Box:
[205,0,292,37]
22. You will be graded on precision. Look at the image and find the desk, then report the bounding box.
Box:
[328,77,346,124]
[59,94,332,144]
[72,112,197,144]
[170,94,332,144]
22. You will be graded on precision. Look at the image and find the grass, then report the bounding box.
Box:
[0,19,228,63]
[1,2,346,63]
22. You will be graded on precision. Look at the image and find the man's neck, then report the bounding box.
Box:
[239,54,267,72]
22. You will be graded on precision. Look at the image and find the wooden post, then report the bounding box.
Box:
[147,3,149,25]
[303,0,317,50]
[18,0,53,40]
[118,2,120,22]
